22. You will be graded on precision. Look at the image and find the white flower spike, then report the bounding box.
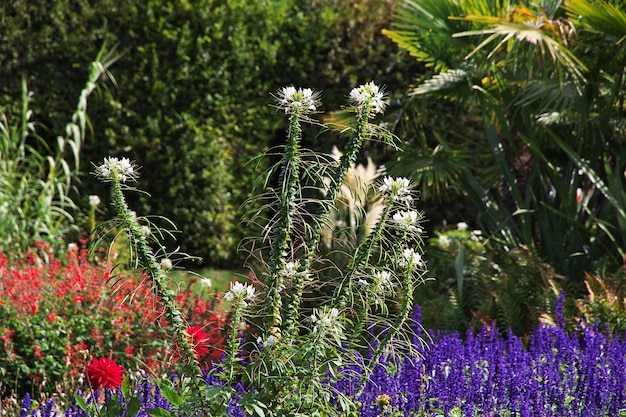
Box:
[224,281,256,307]
[372,270,394,294]
[275,86,321,114]
[399,247,423,269]
[349,82,387,116]
[89,195,101,207]
[392,210,421,231]
[310,307,343,337]
[95,157,137,183]
[379,176,413,205]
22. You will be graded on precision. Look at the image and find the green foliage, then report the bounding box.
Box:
[575,268,626,334]
[0,0,414,268]
[0,46,116,256]
[384,0,626,291]
[94,83,428,416]
[0,242,229,404]
[420,223,558,335]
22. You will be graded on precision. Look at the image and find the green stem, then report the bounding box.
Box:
[282,103,372,337]
[108,173,204,384]
[357,265,416,399]
[337,201,393,310]
[266,109,303,333]
[226,303,243,385]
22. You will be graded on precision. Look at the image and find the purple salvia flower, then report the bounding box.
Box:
[19,393,31,417]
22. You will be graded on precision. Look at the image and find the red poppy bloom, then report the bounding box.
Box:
[86,357,125,390]
[188,325,210,360]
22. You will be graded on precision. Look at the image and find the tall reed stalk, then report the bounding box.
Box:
[0,44,118,255]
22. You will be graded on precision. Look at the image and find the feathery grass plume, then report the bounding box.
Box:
[93,157,204,386]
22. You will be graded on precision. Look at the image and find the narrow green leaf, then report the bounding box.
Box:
[155,380,184,406]
[549,133,626,225]
[73,394,89,412]
[121,375,131,399]
[126,397,142,417]
[454,245,465,297]
[147,408,172,417]
[107,395,121,417]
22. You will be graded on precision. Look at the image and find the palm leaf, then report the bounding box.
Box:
[411,68,471,96]
[383,0,483,70]
[565,0,626,42]
[454,19,586,83]
[392,135,472,201]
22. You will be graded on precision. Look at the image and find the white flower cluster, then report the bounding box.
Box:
[379,176,413,205]
[438,234,452,250]
[89,195,101,208]
[392,210,422,232]
[275,86,320,114]
[349,82,387,115]
[95,157,137,183]
[281,260,312,281]
[364,270,395,307]
[372,270,394,293]
[224,281,256,307]
[398,247,423,270]
[257,334,278,350]
[160,258,173,270]
[282,261,300,277]
[310,307,343,337]
[200,277,212,289]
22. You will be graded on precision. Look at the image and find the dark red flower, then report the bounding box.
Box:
[188,325,209,360]
[86,357,124,390]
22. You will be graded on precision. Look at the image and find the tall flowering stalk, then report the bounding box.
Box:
[94,157,204,384]
[223,281,255,384]
[240,83,428,416]
[359,179,426,380]
[282,82,391,339]
[84,83,427,417]
[265,87,320,336]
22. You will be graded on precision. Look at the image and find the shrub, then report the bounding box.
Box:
[81,83,428,416]
[418,222,558,336]
[0,0,416,268]
[0,241,229,406]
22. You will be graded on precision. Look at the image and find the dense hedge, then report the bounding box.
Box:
[0,0,416,267]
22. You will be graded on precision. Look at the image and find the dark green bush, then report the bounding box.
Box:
[1,0,415,267]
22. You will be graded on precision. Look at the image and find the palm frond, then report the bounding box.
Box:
[393,135,473,202]
[565,0,626,42]
[411,68,471,97]
[383,0,481,70]
[454,18,586,83]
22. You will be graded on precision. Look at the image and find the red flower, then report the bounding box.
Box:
[124,345,134,359]
[188,326,210,360]
[86,357,124,390]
